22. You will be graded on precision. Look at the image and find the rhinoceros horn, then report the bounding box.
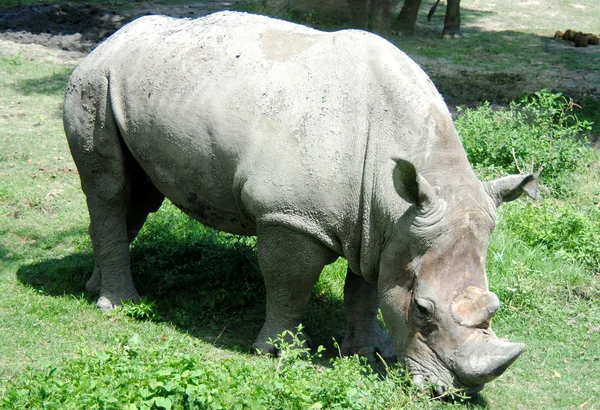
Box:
[451,331,526,386]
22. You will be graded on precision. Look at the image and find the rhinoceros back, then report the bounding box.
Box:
[65,11,450,253]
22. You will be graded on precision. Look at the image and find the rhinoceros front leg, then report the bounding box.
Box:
[252,224,337,354]
[341,268,396,363]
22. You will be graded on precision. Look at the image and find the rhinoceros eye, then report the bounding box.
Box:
[414,298,434,316]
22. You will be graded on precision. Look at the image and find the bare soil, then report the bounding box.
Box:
[0,2,230,53]
[0,4,127,53]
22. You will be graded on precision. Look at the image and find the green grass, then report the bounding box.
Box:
[1,6,600,409]
[483,223,600,408]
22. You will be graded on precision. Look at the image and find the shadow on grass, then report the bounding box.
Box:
[396,27,599,100]
[15,251,96,299]
[15,241,262,352]
[12,67,73,96]
[14,210,347,358]
[19,69,71,95]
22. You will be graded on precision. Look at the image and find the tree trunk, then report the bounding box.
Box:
[370,0,391,37]
[347,0,368,29]
[442,0,461,37]
[392,0,422,35]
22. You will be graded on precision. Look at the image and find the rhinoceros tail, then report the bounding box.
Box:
[428,0,442,21]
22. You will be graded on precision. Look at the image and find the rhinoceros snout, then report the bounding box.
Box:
[410,333,525,397]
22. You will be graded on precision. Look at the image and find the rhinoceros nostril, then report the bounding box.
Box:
[432,384,446,397]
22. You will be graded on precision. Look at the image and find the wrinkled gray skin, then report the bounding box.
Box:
[64,11,536,396]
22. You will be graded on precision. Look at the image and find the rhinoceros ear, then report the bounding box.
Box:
[484,173,540,207]
[392,158,439,206]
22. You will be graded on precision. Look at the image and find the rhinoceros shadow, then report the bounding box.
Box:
[14,219,348,359]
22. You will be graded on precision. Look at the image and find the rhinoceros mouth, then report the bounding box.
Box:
[405,348,483,397]
[407,362,484,397]
[405,356,451,394]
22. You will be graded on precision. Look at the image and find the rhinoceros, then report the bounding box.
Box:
[64,11,537,395]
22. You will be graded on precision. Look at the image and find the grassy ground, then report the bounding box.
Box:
[1,1,600,409]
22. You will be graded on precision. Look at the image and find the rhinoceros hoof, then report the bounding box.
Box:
[251,339,275,355]
[96,295,118,311]
[341,343,397,363]
[96,290,140,311]
[341,328,397,363]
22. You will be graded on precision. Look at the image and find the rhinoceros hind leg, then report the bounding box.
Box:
[83,172,139,310]
[84,163,164,300]
[252,224,337,355]
[65,84,152,309]
[341,269,396,363]
[125,162,165,242]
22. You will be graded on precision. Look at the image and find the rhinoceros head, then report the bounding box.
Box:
[378,159,538,396]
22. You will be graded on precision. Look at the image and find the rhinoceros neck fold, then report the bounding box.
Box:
[352,118,382,282]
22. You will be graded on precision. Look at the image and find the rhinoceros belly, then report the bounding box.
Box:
[125,127,257,236]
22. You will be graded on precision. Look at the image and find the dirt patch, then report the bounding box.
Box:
[0,2,233,53]
[0,4,129,53]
